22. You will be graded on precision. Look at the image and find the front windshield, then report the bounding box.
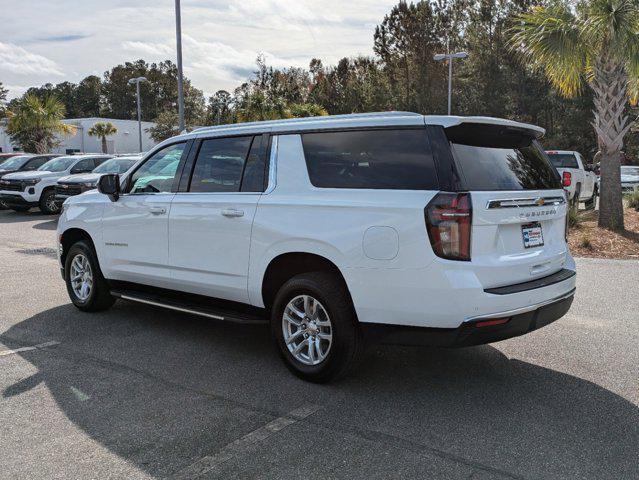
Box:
[0,155,32,170]
[38,156,77,172]
[93,158,138,174]
[621,166,639,176]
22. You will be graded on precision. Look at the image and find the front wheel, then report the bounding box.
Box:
[270,271,362,383]
[65,240,115,312]
[39,189,61,214]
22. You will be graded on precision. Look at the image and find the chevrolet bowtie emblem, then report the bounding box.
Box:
[535,197,545,206]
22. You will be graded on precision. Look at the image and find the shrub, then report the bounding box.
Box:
[568,208,581,228]
[627,191,639,211]
[579,235,593,250]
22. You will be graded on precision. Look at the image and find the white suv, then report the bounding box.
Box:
[57,112,576,382]
[0,154,111,214]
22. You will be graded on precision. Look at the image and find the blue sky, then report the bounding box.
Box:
[1,0,397,99]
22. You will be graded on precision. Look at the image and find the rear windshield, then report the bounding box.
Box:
[446,124,561,191]
[302,129,438,190]
[547,153,579,169]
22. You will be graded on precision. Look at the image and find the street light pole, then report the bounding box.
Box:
[128,76,147,153]
[433,51,468,115]
[175,0,185,132]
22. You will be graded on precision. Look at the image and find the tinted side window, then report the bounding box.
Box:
[189,136,252,193]
[92,157,109,168]
[241,136,267,192]
[301,129,438,190]
[128,143,186,194]
[72,158,95,173]
[23,158,47,170]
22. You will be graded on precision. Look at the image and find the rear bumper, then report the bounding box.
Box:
[362,288,574,347]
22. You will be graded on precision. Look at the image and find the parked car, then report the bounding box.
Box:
[54,155,142,206]
[0,154,111,214]
[0,152,26,165]
[620,165,639,194]
[57,112,576,382]
[0,154,60,209]
[546,150,598,209]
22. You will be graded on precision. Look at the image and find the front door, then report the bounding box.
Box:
[101,142,188,287]
[168,135,267,303]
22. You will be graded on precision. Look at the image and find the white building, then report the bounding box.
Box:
[0,117,157,154]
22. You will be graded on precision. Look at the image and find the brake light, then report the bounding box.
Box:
[475,317,510,328]
[425,192,472,261]
[562,171,572,187]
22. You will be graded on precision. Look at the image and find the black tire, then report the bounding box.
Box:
[39,189,61,215]
[270,271,362,383]
[10,206,30,212]
[570,185,581,213]
[65,240,115,312]
[585,186,598,210]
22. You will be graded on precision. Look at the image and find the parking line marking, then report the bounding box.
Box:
[0,341,60,357]
[171,404,321,480]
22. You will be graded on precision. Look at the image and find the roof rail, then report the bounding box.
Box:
[191,111,420,134]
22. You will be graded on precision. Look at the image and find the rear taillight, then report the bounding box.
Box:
[425,192,472,261]
[562,171,572,187]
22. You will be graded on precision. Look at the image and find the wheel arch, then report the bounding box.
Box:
[60,227,97,271]
[260,252,353,313]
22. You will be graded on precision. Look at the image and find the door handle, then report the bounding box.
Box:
[221,208,244,218]
[149,206,166,215]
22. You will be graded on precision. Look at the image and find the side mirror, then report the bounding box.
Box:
[98,174,120,201]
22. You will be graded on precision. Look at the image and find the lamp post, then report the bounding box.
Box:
[175,0,185,132]
[433,51,468,115]
[128,76,147,152]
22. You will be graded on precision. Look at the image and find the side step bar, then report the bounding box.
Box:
[110,289,268,325]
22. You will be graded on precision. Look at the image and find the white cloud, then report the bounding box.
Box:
[122,41,174,57]
[0,42,63,76]
[1,0,398,96]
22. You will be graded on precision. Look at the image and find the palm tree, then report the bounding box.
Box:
[88,121,118,154]
[510,0,639,230]
[6,94,76,153]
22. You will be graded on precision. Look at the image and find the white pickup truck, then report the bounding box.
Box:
[546,150,597,210]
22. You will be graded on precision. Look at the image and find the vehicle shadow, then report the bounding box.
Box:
[0,209,50,222]
[31,219,58,230]
[2,303,637,479]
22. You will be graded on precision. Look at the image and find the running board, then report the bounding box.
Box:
[110,289,268,325]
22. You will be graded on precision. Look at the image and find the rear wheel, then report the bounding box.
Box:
[270,271,362,383]
[65,240,115,312]
[570,185,581,214]
[39,189,61,214]
[585,186,598,210]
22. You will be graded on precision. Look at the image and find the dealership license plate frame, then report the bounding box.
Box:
[522,221,544,249]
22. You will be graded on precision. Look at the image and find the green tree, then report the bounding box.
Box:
[87,121,118,153]
[510,0,639,230]
[0,81,7,118]
[75,75,103,117]
[6,94,76,153]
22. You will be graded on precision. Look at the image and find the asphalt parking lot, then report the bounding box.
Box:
[0,209,637,480]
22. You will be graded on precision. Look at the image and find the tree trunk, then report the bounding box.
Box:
[101,136,107,154]
[590,55,629,230]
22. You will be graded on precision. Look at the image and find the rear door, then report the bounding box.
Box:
[167,134,268,302]
[444,124,568,288]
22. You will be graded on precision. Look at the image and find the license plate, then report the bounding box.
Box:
[522,222,544,248]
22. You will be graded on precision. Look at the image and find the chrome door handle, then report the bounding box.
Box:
[221,208,244,218]
[149,206,166,215]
